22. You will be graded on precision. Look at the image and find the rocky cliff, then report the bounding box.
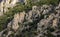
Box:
[0,3,60,37]
[0,0,60,37]
[0,0,26,16]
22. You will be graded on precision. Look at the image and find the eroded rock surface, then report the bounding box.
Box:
[0,4,60,37]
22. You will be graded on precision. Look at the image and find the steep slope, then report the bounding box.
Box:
[0,3,60,37]
[0,0,60,37]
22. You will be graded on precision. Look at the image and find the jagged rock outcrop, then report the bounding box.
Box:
[0,0,27,16]
[37,4,60,37]
[0,3,60,37]
[0,0,17,16]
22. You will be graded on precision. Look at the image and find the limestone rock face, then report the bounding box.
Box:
[41,5,53,15]
[12,13,20,32]
[0,0,25,16]
[0,4,60,37]
[0,0,17,16]
[19,11,25,23]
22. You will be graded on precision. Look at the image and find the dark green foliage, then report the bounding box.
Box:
[0,11,14,31]
[38,0,59,5]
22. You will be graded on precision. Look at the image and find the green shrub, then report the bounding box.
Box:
[38,0,59,5]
